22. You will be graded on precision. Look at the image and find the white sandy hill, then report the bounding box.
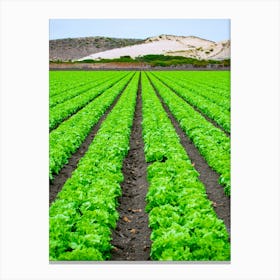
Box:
[78,34,230,61]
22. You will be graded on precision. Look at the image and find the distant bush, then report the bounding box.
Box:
[50,59,63,64]
[80,59,96,63]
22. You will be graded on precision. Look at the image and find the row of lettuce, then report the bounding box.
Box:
[49,70,230,261]
[165,71,230,94]
[49,72,130,130]
[150,72,230,134]
[146,72,231,196]
[49,71,118,97]
[152,72,230,109]
[49,73,139,260]
[49,71,230,187]
[50,72,117,108]
[49,73,134,180]
[142,72,230,260]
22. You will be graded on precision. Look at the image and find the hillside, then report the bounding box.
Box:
[78,34,230,61]
[49,36,144,61]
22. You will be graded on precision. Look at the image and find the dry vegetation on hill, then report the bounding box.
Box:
[49,36,144,61]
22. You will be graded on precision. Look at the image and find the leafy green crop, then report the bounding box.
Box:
[152,71,230,111]
[151,72,230,133]
[141,72,230,261]
[49,70,230,261]
[49,72,139,261]
[146,72,230,195]
[49,72,129,130]
[49,72,117,108]
[49,72,134,180]
[49,71,96,97]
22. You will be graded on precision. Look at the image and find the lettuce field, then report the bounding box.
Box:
[49,70,231,261]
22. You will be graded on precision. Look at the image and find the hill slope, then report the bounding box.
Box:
[78,35,230,61]
[49,36,144,61]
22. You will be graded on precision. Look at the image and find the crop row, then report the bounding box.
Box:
[146,72,231,196]
[50,72,94,97]
[49,72,139,261]
[49,72,117,108]
[49,72,135,180]
[174,71,230,94]
[151,72,230,133]
[175,72,230,108]
[141,72,230,261]
[49,71,111,97]
[49,72,129,130]
[152,71,230,112]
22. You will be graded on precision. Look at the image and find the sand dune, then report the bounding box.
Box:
[78,35,230,61]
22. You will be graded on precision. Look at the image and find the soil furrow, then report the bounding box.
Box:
[49,74,134,206]
[110,72,151,261]
[147,74,230,235]
[150,73,230,137]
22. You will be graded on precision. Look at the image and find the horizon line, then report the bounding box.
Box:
[49,34,230,42]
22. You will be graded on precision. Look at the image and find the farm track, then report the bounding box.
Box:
[147,75,231,235]
[110,73,151,261]
[150,74,230,137]
[49,74,135,206]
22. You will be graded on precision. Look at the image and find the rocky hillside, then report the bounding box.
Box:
[49,36,144,61]
[78,34,230,61]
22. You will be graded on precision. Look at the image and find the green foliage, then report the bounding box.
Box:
[49,70,230,261]
[64,54,230,67]
[49,72,117,108]
[49,72,134,180]
[49,73,139,260]
[49,72,130,130]
[147,72,230,195]
[156,71,230,110]
[80,59,96,63]
[80,56,135,64]
[57,248,104,261]
[151,72,230,133]
[141,72,230,261]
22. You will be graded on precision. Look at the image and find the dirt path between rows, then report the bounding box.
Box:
[49,75,134,206]
[110,73,151,261]
[148,75,231,235]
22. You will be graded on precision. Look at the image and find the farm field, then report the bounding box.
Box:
[49,70,231,261]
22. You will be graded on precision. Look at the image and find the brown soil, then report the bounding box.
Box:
[110,73,151,261]
[148,75,231,235]
[49,62,230,71]
[49,75,134,206]
[49,62,150,70]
